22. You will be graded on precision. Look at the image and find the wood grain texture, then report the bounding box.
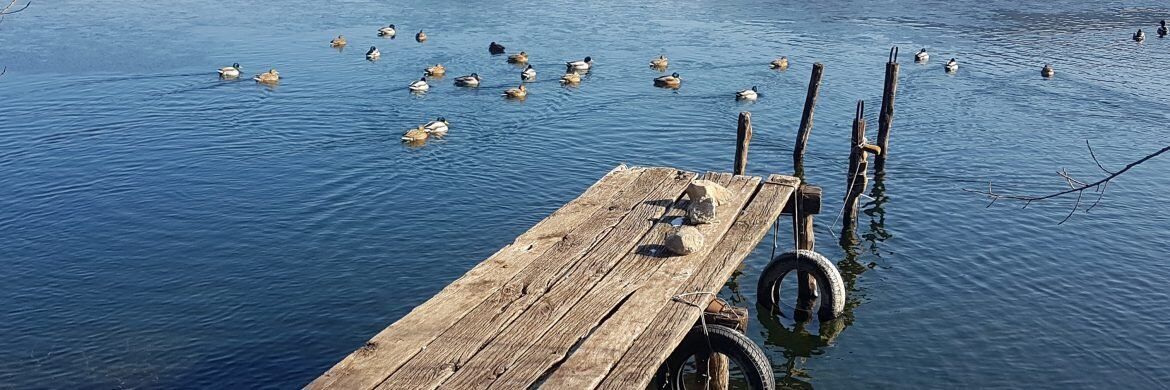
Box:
[597,174,798,390]
[734,112,752,176]
[536,174,769,389]
[424,171,707,390]
[874,60,899,174]
[478,174,761,389]
[794,185,819,303]
[793,63,824,175]
[311,168,799,390]
[378,169,691,390]
[308,166,643,390]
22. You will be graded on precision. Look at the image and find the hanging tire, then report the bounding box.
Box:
[756,249,846,321]
[661,324,775,390]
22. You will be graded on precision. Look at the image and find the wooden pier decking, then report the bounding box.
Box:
[309,165,800,390]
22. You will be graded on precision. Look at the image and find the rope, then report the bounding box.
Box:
[828,140,866,239]
[671,291,717,389]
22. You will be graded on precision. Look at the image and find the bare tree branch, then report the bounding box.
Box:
[1085,140,1113,175]
[0,0,31,15]
[1058,188,1083,225]
[0,0,29,78]
[965,142,1170,224]
[1084,181,1108,213]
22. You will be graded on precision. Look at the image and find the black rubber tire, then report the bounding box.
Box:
[756,249,846,321]
[662,324,775,390]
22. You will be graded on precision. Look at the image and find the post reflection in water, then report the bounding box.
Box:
[862,173,894,257]
[758,305,849,389]
[758,173,893,387]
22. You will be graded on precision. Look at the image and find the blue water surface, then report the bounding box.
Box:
[1,0,1168,388]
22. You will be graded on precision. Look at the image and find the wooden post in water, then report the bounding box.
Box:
[842,99,870,236]
[793,63,824,177]
[790,63,825,309]
[700,298,748,390]
[734,112,752,175]
[874,47,900,174]
[794,186,820,308]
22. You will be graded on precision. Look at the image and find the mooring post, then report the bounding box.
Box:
[793,63,824,176]
[734,112,752,175]
[874,47,900,174]
[790,63,825,309]
[794,186,820,306]
[699,298,747,390]
[842,101,869,238]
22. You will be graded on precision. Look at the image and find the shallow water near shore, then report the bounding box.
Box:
[2,0,1169,388]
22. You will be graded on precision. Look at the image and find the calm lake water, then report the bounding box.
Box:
[2,0,1169,388]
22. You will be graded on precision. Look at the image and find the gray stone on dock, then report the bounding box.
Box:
[686,197,718,225]
[685,180,732,206]
[665,225,704,255]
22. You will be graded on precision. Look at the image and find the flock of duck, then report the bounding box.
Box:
[213,20,1169,144]
[214,25,613,143]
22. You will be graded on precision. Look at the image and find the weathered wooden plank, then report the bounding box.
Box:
[465,174,761,390]
[307,166,645,390]
[378,169,693,389]
[597,174,799,390]
[542,175,796,389]
[408,172,702,390]
[430,172,729,390]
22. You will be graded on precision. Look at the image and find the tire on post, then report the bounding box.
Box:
[659,324,775,390]
[756,249,846,321]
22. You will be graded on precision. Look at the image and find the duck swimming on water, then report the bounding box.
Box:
[915,48,929,62]
[650,55,669,69]
[503,84,527,99]
[378,24,396,37]
[454,73,481,87]
[425,64,446,76]
[561,71,581,84]
[1041,64,1054,78]
[1159,20,1168,38]
[409,76,429,92]
[944,58,959,73]
[218,63,241,78]
[366,46,380,60]
[654,72,681,88]
[330,35,347,47]
[416,30,427,42]
[507,51,529,64]
[736,86,759,101]
[1134,28,1146,42]
[769,56,789,70]
[521,65,536,81]
[567,56,593,71]
[424,118,449,136]
[402,125,428,142]
[489,41,506,54]
[253,69,280,84]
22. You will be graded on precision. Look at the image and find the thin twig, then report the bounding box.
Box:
[969,144,1169,202]
[1084,181,1109,213]
[964,142,1169,222]
[1057,188,1083,225]
[1086,140,1114,175]
[0,0,31,15]
[1058,169,1085,187]
[0,1,30,78]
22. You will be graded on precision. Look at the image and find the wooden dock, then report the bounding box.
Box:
[309,165,800,389]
